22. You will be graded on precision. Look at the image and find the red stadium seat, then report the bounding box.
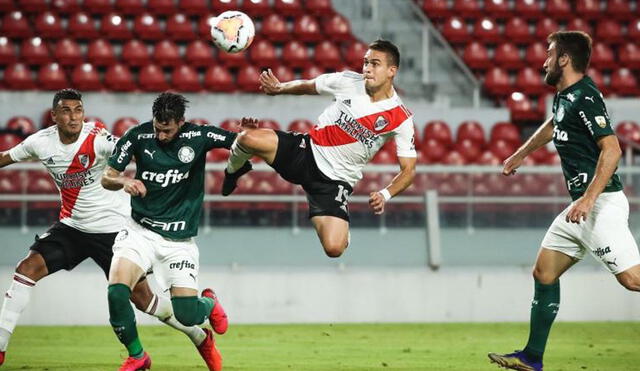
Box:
[0,37,18,65]
[178,0,208,15]
[54,38,83,67]
[506,92,538,121]
[261,14,289,43]
[153,40,182,67]
[0,0,15,12]
[504,17,531,44]
[419,0,450,20]
[301,65,324,80]
[293,15,323,43]
[420,138,447,163]
[115,0,145,15]
[343,41,367,71]
[218,49,249,67]
[139,63,169,91]
[586,67,606,93]
[423,120,453,147]
[166,13,196,41]
[280,40,308,69]
[147,0,176,15]
[171,64,201,92]
[219,118,240,132]
[1,11,32,39]
[629,19,640,42]
[3,63,35,89]
[476,150,501,166]
[529,145,554,164]
[185,40,214,67]
[455,138,482,163]
[566,18,593,36]
[71,63,102,91]
[104,63,137,91]
[515,0,543,19]
[314,41,343,69]
[83,0,112,14]
[35,11,65,39]
[241,0,271,17]
[38,62,68,90]
[545,0,571,20]
[0,133,23,151]
[17,0,48,13]
[273,0,303,16]
[41,109,55,128]
[305,0,334,17]
[524,42,547,68]
[122,39,150,67]
[101,13,133,40]
[288,119,314,133]
[456,120,485,147]
[22,37,50,66]
[441,17,469,44]
[249,39,278,67]
[69,12,99,39]
[576,0,601,20]
[134,14,165,41]
[615,121,640,150]
[452,0,481,19]
[237,64,260,92]
[271,64,295,82]
[474,17,501,43]
[211,0,239,12]
[258,119,281,131]
[87,39,117,66]
[590,43,616,69]
[204,65,234,92]
[323,14,352,42]
[371,148,395,164]
[534,18,559,40]
[515,67,545,95]
[490,121,521,147]
[441,150,467,165]
[596,19,624,44]
[483,67,511,96]
[206,149,228,162]
[112,117,138,137]
[6,116,36,135]
[493,42,524,69]
[198,14,216,39]
[484,0,510,19]
[463,41,490,69]
[619,42,640,70]
[607,0,633,20]
[610,68,638,96]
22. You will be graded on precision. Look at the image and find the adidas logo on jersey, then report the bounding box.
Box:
[141,169,190,188]
[46,157,55,165]
[342,99,351,107]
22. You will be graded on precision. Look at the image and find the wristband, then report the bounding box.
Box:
[379,188,392,201]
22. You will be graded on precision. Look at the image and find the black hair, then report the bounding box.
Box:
[368,39,400,67]
[52,89,82,110]
[152,92,189,124]
[547,31,592,73]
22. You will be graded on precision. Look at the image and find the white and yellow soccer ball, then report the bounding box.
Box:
[210,11,255,54]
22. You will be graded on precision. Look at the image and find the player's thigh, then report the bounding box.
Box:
[533,247,578,284]
[82,230,119,279]
[155,239,200,293]
[237,128,279,163]
[27,222,90,278]
[110,222,153,288]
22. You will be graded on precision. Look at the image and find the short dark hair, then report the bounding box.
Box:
[52,88,82,110]
[152,92,189,124]
[547,31,592,73]
[368,39,400,67]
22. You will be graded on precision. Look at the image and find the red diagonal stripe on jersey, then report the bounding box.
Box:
[309,124,358,146]
[356,105,411,134]
[59,132,97,220]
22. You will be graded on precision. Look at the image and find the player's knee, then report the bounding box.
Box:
[323,242,347,258]
[532,267,558,285]
[15,255,47,282]
[130,285,153,311]
[171,297,200,326]
[236,130,257,151]
[618,274,640,292]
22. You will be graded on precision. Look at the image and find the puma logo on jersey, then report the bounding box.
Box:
[299,139,306,148]
[585,96,595,103]
[144,149,156,159]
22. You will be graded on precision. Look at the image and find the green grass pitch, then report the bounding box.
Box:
[3,323,639,370]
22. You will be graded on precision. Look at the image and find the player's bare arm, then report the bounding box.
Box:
[369,156,416,215]
[259,68,318,95]
[565,135,622,224]
[503,116,554,176]
[0,151,16,168]
[101,166,147,197]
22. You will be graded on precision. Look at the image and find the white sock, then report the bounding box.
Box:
[0,273,36,352]
[226,138,252,173]
[144,294,207,346]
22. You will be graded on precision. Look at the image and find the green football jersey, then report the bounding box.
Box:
[108,121,236,239]
[551,76,623,200]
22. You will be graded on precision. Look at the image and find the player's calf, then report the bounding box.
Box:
[616,265,640,292]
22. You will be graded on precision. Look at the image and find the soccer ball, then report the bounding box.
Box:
[210,11,255,54]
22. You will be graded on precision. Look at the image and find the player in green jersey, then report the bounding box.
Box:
[101,93,236,371]
[488,31,640,371]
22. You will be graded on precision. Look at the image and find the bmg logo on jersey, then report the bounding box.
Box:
[141,169,190,187]
[169,260,195,270]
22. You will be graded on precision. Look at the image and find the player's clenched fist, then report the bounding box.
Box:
[124,179,147,198]
[369,191,386,215]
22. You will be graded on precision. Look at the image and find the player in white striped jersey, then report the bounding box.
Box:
[222,39,417,258]
[0,89,220,370]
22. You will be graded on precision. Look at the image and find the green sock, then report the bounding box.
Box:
[523,279,560,361]
[108,284,143,358]
[171,296,214,327]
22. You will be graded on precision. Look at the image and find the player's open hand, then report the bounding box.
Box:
[124,179,147,198]
[239,117,259,130]
[369,191,386,215]
[565,196,595,224]
[259,68,282,95]
[502,154,524,176]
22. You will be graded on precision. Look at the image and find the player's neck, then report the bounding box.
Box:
[58,130,80,145]
[367,83,394,102]
[556,71,584,92]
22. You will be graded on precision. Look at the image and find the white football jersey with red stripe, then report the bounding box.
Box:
[9,122,130,233]
[311,71,417,186]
